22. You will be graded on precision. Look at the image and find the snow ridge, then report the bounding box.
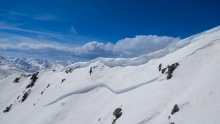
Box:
[45,76,161,106]
[65,26,220,69]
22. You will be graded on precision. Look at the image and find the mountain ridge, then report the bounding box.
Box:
[0,26,220,124]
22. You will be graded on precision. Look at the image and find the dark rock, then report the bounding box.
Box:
[47,84,50,88]
[170,122,174,124]
[41,91,44,95]
[113,108,122,117]
[21,90,31,102]
[3,104,12,113]
[65,68,73,74]
[112,107,123,124]
[13,77,20,83]
[26,72,39,89]
[158,63,162,71]
[115,112,122,118]
[61,79,66,83]
[161,67,167,74]
[17,95,20,99]
[112,119,117,124]
[167,73,173,80]
[25,74,32,77]
[162,62,180,80]
[168,116,170,119]
[171,104,179,115]
[89,67,93,75]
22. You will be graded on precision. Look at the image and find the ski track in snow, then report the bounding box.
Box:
[44,76,161,106]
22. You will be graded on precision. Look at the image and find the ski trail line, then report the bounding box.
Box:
[44,76,161,106]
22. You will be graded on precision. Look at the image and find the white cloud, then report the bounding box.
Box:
[0,35,180,60]
[113,35,180,57]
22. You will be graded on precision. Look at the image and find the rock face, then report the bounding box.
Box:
[171,104,179,115]
[61,79,66,83]
[89,67,93,75]
[26,72,39,89]
[112,107,123,124]
[158,63,162,71]
[166,63,179,80]
[160,62,179,79]
[65,68,72,74]
[3,104,12,113]
[21,90,31,102]
[161,67,167,74]
[13,77,20,83]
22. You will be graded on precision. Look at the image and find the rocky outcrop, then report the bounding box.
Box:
[158,63,162,71]
[160,62,179,80]
[21,90,31,102]
[65,68,73,74]
[26,72,39,89]
[13,77,20,83]
[3,104,12,113]
[112,107,122,124]
[61,79,66,83]
[171,104,179,115]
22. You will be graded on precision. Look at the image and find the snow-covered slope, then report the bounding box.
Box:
[0,26,220,124]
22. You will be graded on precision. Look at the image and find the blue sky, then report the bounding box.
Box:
[0,0,220,61]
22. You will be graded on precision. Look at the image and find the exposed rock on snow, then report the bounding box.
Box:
[3,104,12,113]
[26,72,39,89]
[171,104,179,115]
[21,90,31,102]
[112,107,122,124]
[13,77,20,83]
[61,79,66,83]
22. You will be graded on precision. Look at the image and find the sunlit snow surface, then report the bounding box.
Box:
[1,26,220,124]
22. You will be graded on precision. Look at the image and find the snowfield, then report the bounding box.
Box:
[0,26,220,124]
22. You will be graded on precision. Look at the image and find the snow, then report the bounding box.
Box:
[0,57,73,80]
[0,26,220,124]
[65,26,220,68]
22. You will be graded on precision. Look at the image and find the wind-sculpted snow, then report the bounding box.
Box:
[64,26,220,69]
[45,76,161,106]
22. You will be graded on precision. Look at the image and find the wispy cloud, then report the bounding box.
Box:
[71,26,78,34]
[0,21,86,45]
[34,15,60,21]
[0,8,26,16]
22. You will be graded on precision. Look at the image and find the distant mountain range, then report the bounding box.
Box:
[0,56,73,79]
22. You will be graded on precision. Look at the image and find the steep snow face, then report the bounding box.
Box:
[1,26,220,124]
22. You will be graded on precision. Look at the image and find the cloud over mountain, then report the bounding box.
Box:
[0,35,179,60]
